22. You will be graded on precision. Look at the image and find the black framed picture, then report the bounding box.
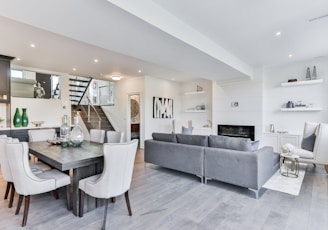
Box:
[153,97,173,118]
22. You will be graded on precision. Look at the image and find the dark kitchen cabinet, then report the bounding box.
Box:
[0,55,14,103]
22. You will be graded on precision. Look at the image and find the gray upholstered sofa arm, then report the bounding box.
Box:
[204,146,274,190]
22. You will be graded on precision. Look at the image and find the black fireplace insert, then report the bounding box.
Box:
[218,124,255,141]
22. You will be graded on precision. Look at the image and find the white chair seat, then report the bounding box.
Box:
[38,169,71,188]
[30,161,51,173]
[78,174,101,196]
[292,148,314,159]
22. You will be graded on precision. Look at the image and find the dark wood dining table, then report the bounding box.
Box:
[28,140,104,216]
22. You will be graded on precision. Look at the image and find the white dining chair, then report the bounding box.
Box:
[0,136,16,208]
[0,136,46,208]
[78,139,138,230]
[106,130,124,143]
[90,129,105,143]
[6,141,71,227]
[28,129,54,172]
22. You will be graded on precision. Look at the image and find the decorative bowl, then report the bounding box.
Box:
[32,121,44,127]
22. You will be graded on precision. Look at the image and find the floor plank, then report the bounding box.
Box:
[0,149,327,229]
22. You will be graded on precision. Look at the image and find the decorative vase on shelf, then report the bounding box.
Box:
[21,108,29,127]
[13,108,22,127]
[70,114,84,147]
[312,65,317,80]
[306,67,311,80]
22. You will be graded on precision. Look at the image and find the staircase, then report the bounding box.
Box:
[69,76,92,106]
[77,105,114,132]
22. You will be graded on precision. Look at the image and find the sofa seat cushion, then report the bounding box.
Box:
[152,133,177,143]
[208,135,253,151]
[176,134,208,146]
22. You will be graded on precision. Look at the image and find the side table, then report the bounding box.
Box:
[280,153,300,178]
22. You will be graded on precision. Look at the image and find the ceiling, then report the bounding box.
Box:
[0,0,328,82]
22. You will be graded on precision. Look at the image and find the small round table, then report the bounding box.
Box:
[280,153,300,178]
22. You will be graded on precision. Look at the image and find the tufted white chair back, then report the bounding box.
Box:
[106,130,124,143]
[82,139,138,198]
[28,129,56,142]
[6,142,55,196]
[90,129,105,143]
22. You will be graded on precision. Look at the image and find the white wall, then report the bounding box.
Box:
[144,76,181,140]
[101,76,144,146]
[212,68,263,140]
[263,57,328,135]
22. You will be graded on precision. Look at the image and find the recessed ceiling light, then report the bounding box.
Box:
[72,68,77,71]
[288,54,293,58]
[94,59,99,63]
[171,77,175,81]
[138,69,142,73]
[111,75,121,81]
[30,43,35,48]
[275,31,281,37]
[16,57,21,61]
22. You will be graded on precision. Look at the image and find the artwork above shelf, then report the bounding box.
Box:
[281,78,323,87]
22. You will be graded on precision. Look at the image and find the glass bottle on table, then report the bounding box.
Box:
[60,115,70,147]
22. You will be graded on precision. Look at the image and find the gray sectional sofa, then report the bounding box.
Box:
[144,133,279,198]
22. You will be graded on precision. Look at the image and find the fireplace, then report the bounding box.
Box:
[217,124,255,141]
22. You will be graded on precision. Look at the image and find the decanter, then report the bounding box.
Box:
[60,115,70,147]
[70,114,84,147]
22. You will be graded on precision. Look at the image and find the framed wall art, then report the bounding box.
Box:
[153,97,173,118]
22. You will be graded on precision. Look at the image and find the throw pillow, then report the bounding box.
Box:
[181,126,193,135]
[251,140,260,152]
[152,133,177,143]
[301,133,316,151]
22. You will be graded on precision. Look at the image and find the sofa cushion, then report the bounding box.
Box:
[208,135,253,151]
[251,140,260,151]
[176,134,208,146]
[152,133,177,143]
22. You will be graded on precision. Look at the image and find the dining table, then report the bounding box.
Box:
[28,140,104,216]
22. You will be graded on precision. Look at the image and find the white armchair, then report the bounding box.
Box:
[282,122,328,172]
[6,141,71,227]
[78,139,138,230]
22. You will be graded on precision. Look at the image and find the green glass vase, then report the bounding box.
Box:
[21,108,29,127]
[13,108,22,127]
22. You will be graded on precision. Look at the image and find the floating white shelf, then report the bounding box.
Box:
[281,79,323,87]
[184,91,205,95]
[281,107,323,112]
[184,110,206,113]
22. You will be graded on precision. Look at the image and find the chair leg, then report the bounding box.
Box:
[8,183,15,208]
[53,189,59,200]
[16,195,24,215]
[111,197,116,203]
[124,191,132,216]
[22,195,30,227]
[102,199,109,230]
[79,190,85,217]
[4,182,11,199]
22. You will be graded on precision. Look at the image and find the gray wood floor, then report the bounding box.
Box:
[0,149,327,230]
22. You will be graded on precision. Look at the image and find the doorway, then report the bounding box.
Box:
[129,94,140,143]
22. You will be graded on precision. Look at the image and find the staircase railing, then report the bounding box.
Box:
[86,96,102,129]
